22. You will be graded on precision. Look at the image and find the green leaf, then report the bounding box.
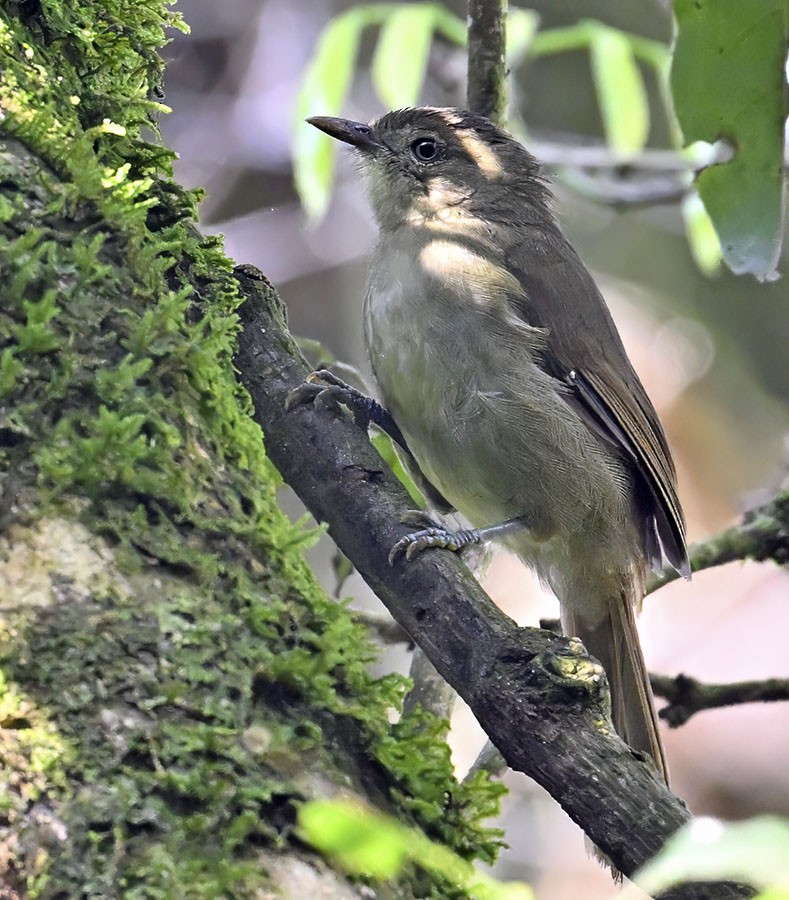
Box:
[588,23,649,157]
[756,889,789,900]
[370,431,425,507]
[295,336,337,370]
[529,22,593,57]
[432,5,467,46]
[636,817,789,896]
[507,9,539,66]
[293,10,368,220]
[298,798,534,898]
[671,0,787,280]
[681,192,722,276]
[299,799,408,880]
[372,5,436,109]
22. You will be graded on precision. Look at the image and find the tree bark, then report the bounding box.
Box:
[0,6,500,896]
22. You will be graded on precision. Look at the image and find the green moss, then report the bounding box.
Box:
[378,712,506,864]
[0,1,505,895]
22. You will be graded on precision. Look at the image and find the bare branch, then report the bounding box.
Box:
[361,612,789,729]
[648,493,789,594]
[465,739,507,783]
[531,143,702,171]
[233,267,756,897]
[556,169,689,208]
[529,135,730,208]
[403,646,456,721]
[467,0,507,123]
[354,610,411,645]
[651,674,789,728]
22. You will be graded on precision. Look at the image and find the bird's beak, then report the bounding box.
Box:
[307,116,378,151]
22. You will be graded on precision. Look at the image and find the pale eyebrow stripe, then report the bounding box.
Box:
[455,130,503,179]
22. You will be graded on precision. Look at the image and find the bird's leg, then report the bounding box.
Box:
[389,514,528,565]
[286,368,453,514]
[286,368,405,443]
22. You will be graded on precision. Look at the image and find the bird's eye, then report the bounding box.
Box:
[353,124,372,136]
[411,138,439,162]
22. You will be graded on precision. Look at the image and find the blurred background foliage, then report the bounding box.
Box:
[160,1,789,896]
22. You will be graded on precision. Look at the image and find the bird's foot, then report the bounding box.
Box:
[389,513,529,565]
[389,511,487,564]
[286,369,409,448]
[285,369,380,430]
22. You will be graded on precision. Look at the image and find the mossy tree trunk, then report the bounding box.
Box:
[0,4,501,896]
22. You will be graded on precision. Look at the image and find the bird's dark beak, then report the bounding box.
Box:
[307,116,378,151]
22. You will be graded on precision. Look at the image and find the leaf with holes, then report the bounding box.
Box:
[671,0,787,280]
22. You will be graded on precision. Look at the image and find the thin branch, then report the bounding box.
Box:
[233,267,756,897]
[651,674,789,728]
[467,0,508,123]
[556,169,689,208]
[530,142,702,171]
[648,493,789,594]
[465,739,507,783]
[354,610,411,645]
[527,134,730,208]
[403,646,457,721]
[360,612,789,729]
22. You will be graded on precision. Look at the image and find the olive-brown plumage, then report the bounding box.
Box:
[309,107,689,782]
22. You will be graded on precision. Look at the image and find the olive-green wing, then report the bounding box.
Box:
[569,367,689,577]
[507,227,690,577]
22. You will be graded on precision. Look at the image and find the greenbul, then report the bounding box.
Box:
[305,107,689,783]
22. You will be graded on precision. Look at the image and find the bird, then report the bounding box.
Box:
[304,107,690,783]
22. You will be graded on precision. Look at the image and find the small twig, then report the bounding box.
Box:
[464,739,508,782]
[403,646,457,721]
[647,491,789,594]
[354,610,411,645]
[527,136,729,208]
[556,169,689,208]
[651,674,789,727]
[530,142,702,171]
[467,0,508,123]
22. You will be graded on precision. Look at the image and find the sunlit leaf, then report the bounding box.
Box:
[636,817,789,896]
[372,5,436,109]
[588,23,649,157]
[671,0,787,280]
[293,10,368,220]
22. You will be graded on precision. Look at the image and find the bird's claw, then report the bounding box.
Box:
[388,523,482,565]
[284,380,322,412]
[285,370,370,427]
[286,380,346,416]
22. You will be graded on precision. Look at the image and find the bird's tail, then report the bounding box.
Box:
[561,582,668,784]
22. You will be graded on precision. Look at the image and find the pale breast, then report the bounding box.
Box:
[364,231,637,578]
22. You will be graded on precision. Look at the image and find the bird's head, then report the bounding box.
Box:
[308,107,549,232]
